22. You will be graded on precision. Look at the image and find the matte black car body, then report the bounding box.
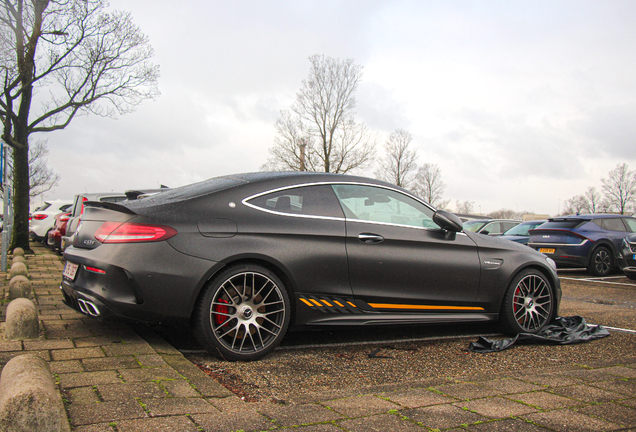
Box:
[62,172,561,360]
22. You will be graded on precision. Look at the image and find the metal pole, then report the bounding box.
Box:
[1,142,9,271]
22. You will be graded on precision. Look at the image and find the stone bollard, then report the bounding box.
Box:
[0,354,70,432]
[11,247,25,257]
[11,256,26,265]
[9,262,28,279]
[4,298,39,340]
[8,276,32,300]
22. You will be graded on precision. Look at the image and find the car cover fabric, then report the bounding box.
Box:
[468,316,611,353]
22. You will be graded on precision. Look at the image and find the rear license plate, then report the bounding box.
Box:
[63,262,79,281]
[539,248,555,254]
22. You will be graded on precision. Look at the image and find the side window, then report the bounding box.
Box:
[602,218,627,232]
[623,218,636,232]
[331,184,437,228]
[503,222,518,232]
[483,222,501,235]
[247,185,344,218]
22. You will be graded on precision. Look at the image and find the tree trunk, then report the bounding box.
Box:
[10,144,31,252]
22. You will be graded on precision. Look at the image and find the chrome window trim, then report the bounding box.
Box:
[528,239,589,247]
[241,181,446,232]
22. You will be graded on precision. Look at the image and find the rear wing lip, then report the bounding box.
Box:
[84,201,137,215]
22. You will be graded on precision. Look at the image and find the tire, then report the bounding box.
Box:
[587,246,612,277]
[193,264,291,361]
[43,229,53,246]
[626,274,636,281]
[500,269,555,335]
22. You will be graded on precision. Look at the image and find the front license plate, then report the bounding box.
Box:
[63,262,79,281]
[539,248,555,254]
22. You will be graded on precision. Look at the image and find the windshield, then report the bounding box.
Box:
[463,220,487,232]
[503,221,544,236]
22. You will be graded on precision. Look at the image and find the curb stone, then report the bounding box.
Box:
[0,354,70,432]
[4,298,39,340]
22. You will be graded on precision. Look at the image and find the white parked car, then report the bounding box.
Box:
[29,200,73,243]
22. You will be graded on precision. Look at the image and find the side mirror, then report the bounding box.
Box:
[433,210,463,239]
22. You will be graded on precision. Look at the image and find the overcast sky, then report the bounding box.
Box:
[38,0,636,216]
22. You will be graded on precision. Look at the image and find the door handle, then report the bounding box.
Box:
[359,233,384,244]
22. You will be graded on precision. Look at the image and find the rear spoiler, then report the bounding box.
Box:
[125,187,170,200]
[84,201,137,215]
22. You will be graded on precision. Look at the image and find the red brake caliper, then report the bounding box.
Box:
[213,298,230,326]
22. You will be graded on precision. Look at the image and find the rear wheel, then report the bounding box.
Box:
[588,247,612,277]
[193,264,290,361]
[500,269,555,334]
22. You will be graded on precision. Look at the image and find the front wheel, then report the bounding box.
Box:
[588,247,612,277]
[500,269,555,334]
[193,264,291,361]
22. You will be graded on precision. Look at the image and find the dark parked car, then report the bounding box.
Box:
[619,233,636,280]
[463,219,521,236]
[498,220,547,245]
[529,214,636,277]
[62,172,561,361]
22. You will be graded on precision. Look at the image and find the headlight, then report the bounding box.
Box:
[546,257,557,271]
[623,238,630,249]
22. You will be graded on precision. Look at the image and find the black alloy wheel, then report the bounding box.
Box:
[500,269,554,334]
[588,247,612,277]
[193,264,290,361]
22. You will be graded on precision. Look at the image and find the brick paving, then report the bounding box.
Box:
[0,243,635,431]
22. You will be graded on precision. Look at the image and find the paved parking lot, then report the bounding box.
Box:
[1,244,635,431]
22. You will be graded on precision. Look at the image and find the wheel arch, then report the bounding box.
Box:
[189,255,297,326]
[497,263,560,315]
[586,240,617,266]
[498,264,559,334]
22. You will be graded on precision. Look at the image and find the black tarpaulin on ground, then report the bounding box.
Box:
[468,316,611,353]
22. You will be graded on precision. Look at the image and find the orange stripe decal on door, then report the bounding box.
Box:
[368,303,484,311]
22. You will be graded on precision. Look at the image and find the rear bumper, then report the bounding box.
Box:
[528,243,590,268]
[62,243,220,324]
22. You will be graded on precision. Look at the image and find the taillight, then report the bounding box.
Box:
[60,213,71,222]
[94,222,177,243]
[33,214,48,220]
[80,196,88,216]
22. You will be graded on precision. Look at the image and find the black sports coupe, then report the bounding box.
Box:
[62,172,561,361]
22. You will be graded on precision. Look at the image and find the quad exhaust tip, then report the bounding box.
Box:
[77,299,101,317]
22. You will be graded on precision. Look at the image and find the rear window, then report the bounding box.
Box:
[540,220,586,229]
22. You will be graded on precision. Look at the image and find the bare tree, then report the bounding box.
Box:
[413,162,449,208]
[488,209,519,219]
[375,129,418,188]
[0,0,159,250]
[8,140,60,198]
[455,200,474,214]
[562,195,589,215]
[602,163,636,215]
[585,187,601,213]
[265,55,376,173]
